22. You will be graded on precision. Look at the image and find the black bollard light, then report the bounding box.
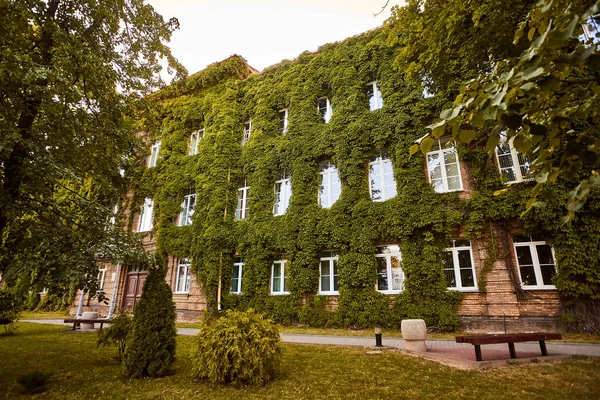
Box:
[375,326,383,347]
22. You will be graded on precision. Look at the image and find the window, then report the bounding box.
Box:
[513,236,557,290]
[319,162,341,208]
[231,257,243,294]
[426,137,463,193]
[582,14,599,43]
[243,120,252,144]
[137,197,154,232]
[108,203,119,226]
[273,172,291,216]
[97,267,107,292]
[178,194,196,226]
[366,81,384,111]
[375,245,404,294]
[318,97,332,123]
[369,154,397,201]
[236,179,250,220]
[443,239,477,291]
[496,137,533,183]
[319,252,339,295]
[271,256,289,294]
[148,141,161,167]
[175,259,191,293]
[279,109,289,134]
[189,129,204,155]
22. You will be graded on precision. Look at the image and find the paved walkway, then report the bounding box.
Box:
[23,319,600,368]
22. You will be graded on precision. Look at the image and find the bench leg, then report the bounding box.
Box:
[474,345,483,361]
[99,322,104,331]
[539,341,548,356]
[508,343,517,359]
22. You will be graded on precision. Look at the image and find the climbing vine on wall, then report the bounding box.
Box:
[126,27,600,332]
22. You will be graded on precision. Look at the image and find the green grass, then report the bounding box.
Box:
[1,323,599,399]
[20,311,71,320]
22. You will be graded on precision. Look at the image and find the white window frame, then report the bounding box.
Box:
[236,180,250,220]
[582,14,599,43]
[97,267,107,292]
[443,239,477,292]
[319,162,341,208]
[271,258,289,295]
[243,120,252,144]
[137,197,154,232]
[174,259,191,294]
[495,137,533,184]
[189,129,204,156]
[318,97,332,123]
[279,109,289,134]
[178,194,196,226]
[369,154,397,202]
[108,203,119,226]
[375,245,404,294]
[426,137,463,193]
[319,252,339,295]
[366,80,384,111]
[513,236,557,290]
[231,258,243,294]
[273,172,291,216]
[148,141,161,168]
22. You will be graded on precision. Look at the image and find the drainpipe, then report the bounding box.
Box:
[107,262,122,319]
[76,287,87,318]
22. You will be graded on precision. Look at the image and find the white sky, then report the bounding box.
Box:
[148,0,404,75]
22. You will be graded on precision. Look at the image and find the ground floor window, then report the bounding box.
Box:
[513,236,556,289]
[319,251,339,295]
[175,259,191,294]
[376,245,404,293]
[231,258,243,294]
[443,239,476,291]
[271,256,289,294]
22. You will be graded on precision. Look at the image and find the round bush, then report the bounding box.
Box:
[193,309,281,386]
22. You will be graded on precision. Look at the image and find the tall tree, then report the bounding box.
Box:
[0,0,186,295]
[389,0,599,220]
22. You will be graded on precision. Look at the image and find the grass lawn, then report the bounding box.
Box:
[1,323,599,399]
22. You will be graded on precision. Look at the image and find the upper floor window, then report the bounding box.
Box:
[496,137,533,184]
[108,203,119,226]
[319,251,339,295]
[376,245,404,294]
[426,137,463,193]
[148,141,161,168]
[243,120,252,144]
[178,194,196,226]
[318,97,332,123]
[175,259,191,294]
[273,172,291,216]
[582,14,599,43]
[271,256,289,295]
[513,236,556,290]
[231,257,243,294]
[279,109,289,134]
[319,162,341,208]
[366,81,384,111]
[443,239,476,291]
[97,267,107,292]
[236,179,249,220]
[369,155,397,201]
[137,197,154,232]
[189,129,204,156]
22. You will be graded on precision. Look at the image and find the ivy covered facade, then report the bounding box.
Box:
[76,27,600,332]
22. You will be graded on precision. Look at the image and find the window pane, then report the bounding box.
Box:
[516,246,537,286]
[428,153,442,180]
[442,251,456,287]
[390,256,403,291]
[520,265,537,286]
[516,245,534,265]
[447,176,461,191]
[536,245,554,265]
[540,264,556,286]
[376,257,388,290]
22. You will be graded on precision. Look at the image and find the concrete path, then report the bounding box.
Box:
[22,319,600,360]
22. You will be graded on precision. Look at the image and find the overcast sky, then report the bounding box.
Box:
[148,0,404,75]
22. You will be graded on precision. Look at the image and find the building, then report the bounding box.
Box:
[73,27,596,333]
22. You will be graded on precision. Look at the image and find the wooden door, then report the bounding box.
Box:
[122,266,148,311]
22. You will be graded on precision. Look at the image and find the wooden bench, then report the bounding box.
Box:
[64,318,112,331]
[455,333,562,361]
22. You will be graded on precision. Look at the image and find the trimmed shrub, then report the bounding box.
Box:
[97,313,131,360]
[123,267,177,378]
[0,288,22,334]
[193,309,281,386]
